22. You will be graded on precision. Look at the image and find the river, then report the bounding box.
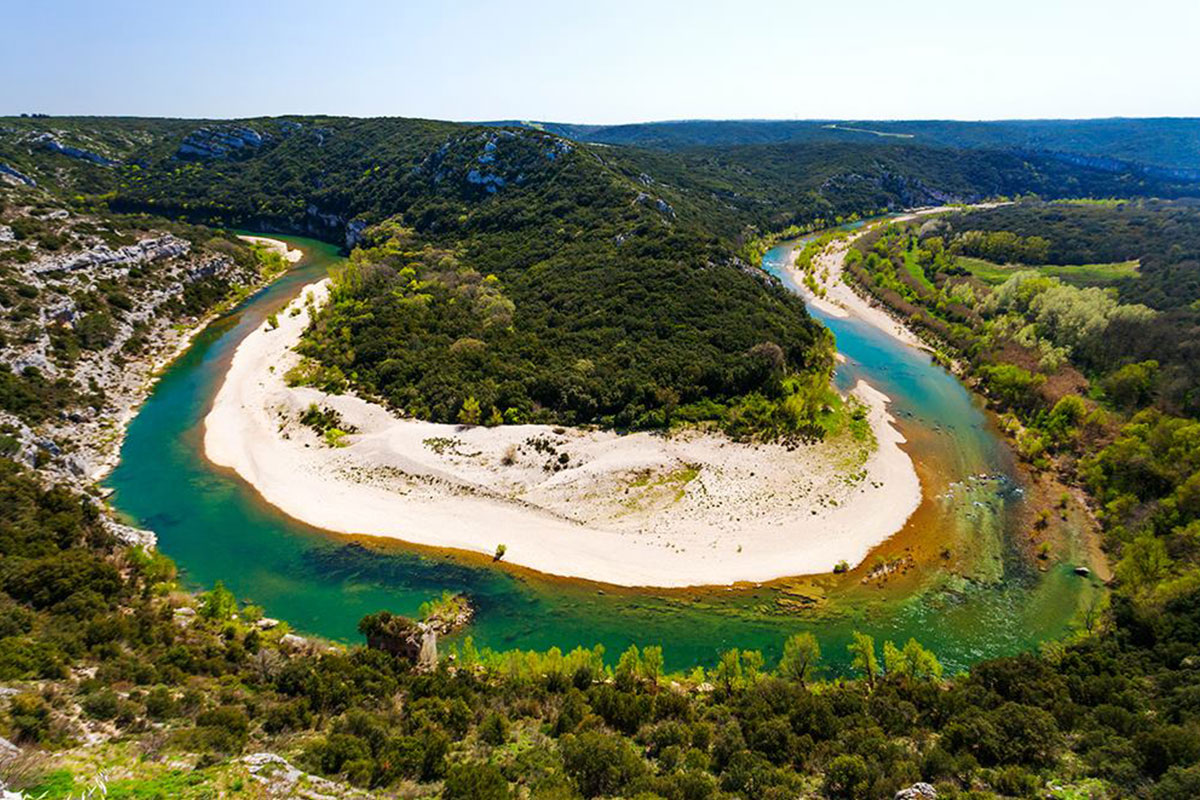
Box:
[106,233,1100,674]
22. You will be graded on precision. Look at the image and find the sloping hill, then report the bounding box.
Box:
[485,117,1200,173]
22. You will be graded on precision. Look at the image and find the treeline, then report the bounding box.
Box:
[951,230,1051,265]
[941,199,1200,310]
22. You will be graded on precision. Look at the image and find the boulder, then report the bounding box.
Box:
[104,518,157,549]
[895,783,937,800]
[279,633,308,650]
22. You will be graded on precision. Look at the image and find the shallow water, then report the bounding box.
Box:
[106,233,1098,674]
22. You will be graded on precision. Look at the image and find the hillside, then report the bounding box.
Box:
[6,115,1200,433]
[0,177,286,488]
[7,116,1200,247]
[490,117,1200,174]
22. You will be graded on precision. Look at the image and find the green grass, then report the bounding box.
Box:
[903,248,935,290]
[957,255,1140,287]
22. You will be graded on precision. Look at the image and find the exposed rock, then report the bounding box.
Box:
[821,172,961,208]
[361,598,473,667]
[1030,149,1200,183]
[0,734,18,760]
[1074,566,1091,577]
[895,783,937,800]
[177,126,266,160]
[34,133,117,166]
[418,629,438,669]
[256,617,281,630]
[104,518,157,549]
[467,168,506,192]
[0,162,35,187]
[26,234,191,275]
[345,219,367,249]
[279,633,309,650]
[635,192,676,219]
[243,751,356,798]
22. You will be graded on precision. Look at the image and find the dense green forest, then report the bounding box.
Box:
[2,439,1200,798]
[295,222,834,433]
[493,118,1200,173]
[938,200,1200,310]
[6,115,1198,435]
[6,116,1200,244]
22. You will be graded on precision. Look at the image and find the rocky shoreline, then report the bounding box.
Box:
[0,200,304,547]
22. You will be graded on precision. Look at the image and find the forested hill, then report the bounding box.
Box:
[489,117,1200,174]
[5,115,1200,247]
[6,114,1200,430]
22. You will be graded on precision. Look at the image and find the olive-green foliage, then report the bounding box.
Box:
[299,226,833,434]
[4,444,1200,797]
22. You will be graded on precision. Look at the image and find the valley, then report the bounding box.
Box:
[2,110,1199,799]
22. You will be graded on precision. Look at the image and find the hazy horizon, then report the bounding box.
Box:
[3,0,1198,122]
[5,114,1199,125]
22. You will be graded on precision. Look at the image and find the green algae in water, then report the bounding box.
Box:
[107,235,1096,675]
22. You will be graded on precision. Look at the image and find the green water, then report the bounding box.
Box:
[107,234,1099,674]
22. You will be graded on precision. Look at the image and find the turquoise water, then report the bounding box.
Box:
[106,234,1096,674]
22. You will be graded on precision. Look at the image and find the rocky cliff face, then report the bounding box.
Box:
[0,185,268,495]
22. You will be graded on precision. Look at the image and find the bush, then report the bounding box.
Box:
[443,763,511,800]
[823,754,870,799]
[561,730,646,798]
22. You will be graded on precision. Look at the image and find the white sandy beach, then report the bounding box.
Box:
[204,278,922,587]
[238,235,304,263]
[789,206,1007,350]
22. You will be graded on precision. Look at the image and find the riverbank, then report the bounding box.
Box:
[203,278,922,588]
[239,235,305,264]
[87,237,306,483]
[798,213,1109,583]
[787,209,961,351]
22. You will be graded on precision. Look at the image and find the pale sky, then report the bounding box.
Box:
[3,0,1198,122]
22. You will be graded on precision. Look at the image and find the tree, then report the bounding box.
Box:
[848,631,879,690]
[199,580,236,620]
[883,638,942,681]
[823,754,870,798]
[741,649,765,685]
[640,645,663,688]
[458,396,481,426]
[1104,360,1159,411]
[715,649,743,693]
[560,731,646,798]
[1116,535,1172,592]
[778,632,821,686]
[614,645,641,691]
